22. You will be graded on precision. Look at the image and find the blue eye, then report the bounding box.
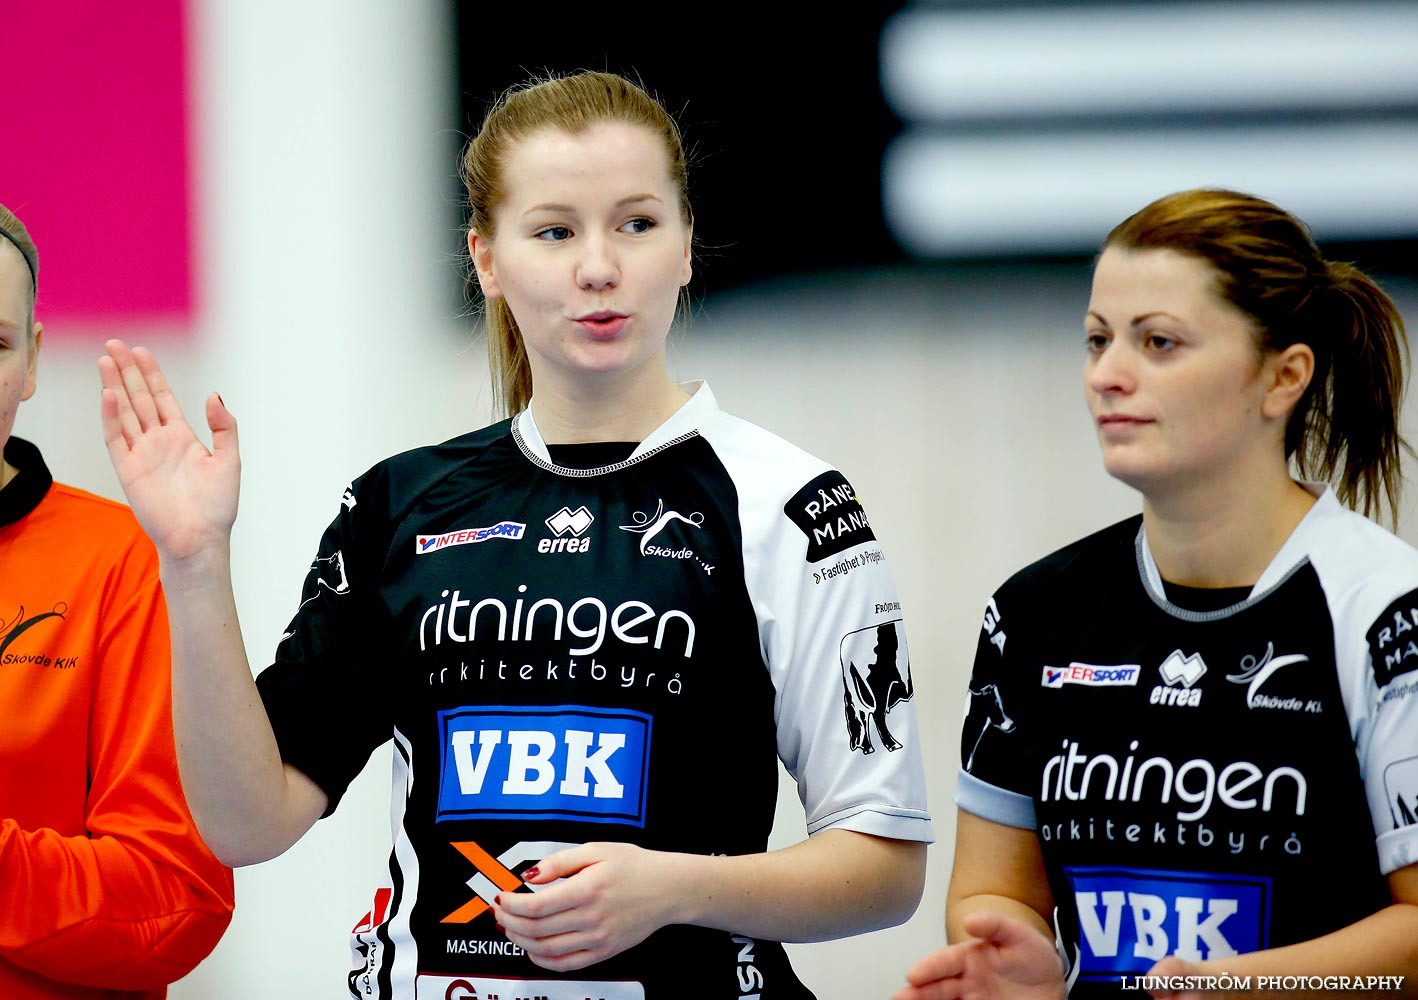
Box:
[620,217,655,235]
[535,226,572,242]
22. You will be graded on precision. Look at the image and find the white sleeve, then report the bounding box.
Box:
[1354,582,1418,875]
[704,416,933,843]
[1305,505,1418,876]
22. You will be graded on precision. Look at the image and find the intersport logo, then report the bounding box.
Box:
[416,521,526,554]
[1043,663,1141,688]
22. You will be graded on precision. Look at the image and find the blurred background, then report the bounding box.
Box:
[5,0,1417,995]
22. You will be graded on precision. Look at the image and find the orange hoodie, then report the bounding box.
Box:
[0,438,234,999]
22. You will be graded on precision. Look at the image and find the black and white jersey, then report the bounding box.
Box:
[257,384,933,1000]
[958,486,1418,996]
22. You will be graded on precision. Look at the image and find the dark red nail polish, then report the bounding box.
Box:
[524,866,540,880]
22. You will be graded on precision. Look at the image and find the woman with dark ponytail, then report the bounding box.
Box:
[900,190,1418,999]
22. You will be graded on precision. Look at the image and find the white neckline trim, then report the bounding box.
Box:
[511,381,716,475]
[1136,482,1339,615]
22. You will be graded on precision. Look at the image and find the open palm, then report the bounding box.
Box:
[98,340,241,562]
[895,911,1068,1000]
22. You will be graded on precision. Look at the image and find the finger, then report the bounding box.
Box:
[206,393,239,463]
[107,339,161,431]
[493,900,583,941]
[99,387,131,464]
[501,922,598,959]
[131,346,189,426]
[494,881,583,920]
[892,982,964,1000]
[523,942,601,973]
[97,345,127,393]
[527,844,596,883]
[961,909,1041,951]
[904,943,971,985]
[101,338,132,376]
[1145,957,1193,1000]
[97,352,142,447]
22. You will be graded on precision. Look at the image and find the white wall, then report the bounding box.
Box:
[14,1,1418,997]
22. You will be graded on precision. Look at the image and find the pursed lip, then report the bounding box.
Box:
[572,310,631,339]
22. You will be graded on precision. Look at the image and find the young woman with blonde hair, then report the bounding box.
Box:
[100,72,930,999]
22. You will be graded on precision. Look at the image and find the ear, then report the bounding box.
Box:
[468,229,501,300]
[21,322,42,402]
[679,221,693,288]
[1260,342,1314,421]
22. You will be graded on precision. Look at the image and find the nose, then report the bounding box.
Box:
[576,233,619,291]
[1085,340,1135,398]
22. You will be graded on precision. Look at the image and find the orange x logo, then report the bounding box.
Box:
[441,841,524,923]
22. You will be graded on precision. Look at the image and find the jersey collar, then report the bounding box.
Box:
[512,381,718,467]
[0,437,54,529]
[1136,481,1340,608]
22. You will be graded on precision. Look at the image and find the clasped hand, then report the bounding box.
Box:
[491,842,688,972]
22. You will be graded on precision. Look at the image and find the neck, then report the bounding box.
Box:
[528,365,690,445]
[0,458,14,494]
[1141,463,1316,588]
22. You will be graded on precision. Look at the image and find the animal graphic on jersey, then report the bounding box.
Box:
[841,620,913,754]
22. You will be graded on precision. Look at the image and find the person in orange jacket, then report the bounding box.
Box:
[0,202,234,999]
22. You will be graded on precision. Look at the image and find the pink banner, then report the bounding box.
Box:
[1,1,194,329]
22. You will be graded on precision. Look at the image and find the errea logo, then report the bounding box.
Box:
[415,522,526,554]
[540,506,594,554]
[1151,650,1207,707]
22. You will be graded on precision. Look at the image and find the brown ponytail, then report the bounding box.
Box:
[1106,189,1409,522]
[1295,261,1409,520]
[461,71,693,418]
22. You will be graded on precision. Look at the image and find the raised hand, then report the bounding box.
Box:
[490,843,683,972]
[98,339,240,564]
[894,910,1068,1000]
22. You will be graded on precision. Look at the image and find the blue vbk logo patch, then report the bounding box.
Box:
[1065,866,1271,981]
[436,705,652,827]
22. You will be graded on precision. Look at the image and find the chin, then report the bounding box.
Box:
[1098,454,1161,495]
[561,343,636,371]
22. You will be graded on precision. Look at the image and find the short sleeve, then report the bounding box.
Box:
[1358,586,1418,874]
[256,476,392,815]
[755,470,934,844]
[954,586,1038,830]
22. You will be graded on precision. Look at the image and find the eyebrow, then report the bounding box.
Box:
[1086,310,1182,327]
[523,193,664,216]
